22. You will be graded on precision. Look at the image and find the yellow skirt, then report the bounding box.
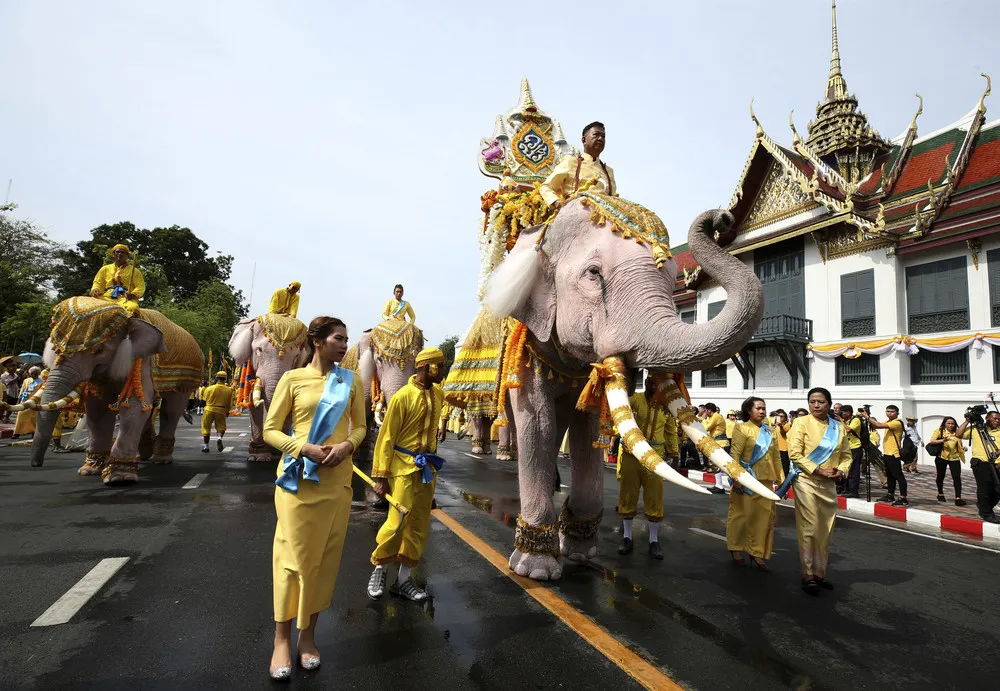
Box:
[726,489,775,559]
[273,459,353,627]
[792,470,839,578]
[13,409,36,436]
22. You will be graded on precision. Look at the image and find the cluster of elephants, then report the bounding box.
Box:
[20,202,765,582]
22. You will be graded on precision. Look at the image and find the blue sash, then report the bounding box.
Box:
[110,285,127,299]
[392,300,408,317]
[776,417,841,499]
[740,424,773,497]
[393,445,445,483]
[19,377,42,403]
[276,367,354,493]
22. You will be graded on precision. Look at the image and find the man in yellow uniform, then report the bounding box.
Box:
[366,347,446,602]
[539,122,617,209]
[89,244,145,315]
[200,371,233,453]
[859,405,907,506]
[268,281,301,318]
[381,284,415,323]
[702,403,730,494]
[617,377,677,560]
[956,410,1000,522]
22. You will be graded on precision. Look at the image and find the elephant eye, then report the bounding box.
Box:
[587,266,602,277]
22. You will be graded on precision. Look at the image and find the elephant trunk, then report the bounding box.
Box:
[630,210,763,371]
[601,358,709,494]
[30,367,83,467]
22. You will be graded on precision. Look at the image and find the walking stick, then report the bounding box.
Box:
[352,465,410,517]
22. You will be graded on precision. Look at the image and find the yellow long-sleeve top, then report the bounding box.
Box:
[263,367,367,460]
[703,412,729,448]
[788,414,852,475]
[381,298,415,323]
[91,263,145,300]
[963,427,999,463]
[930,428,966,462]
[775,422,789,452]
[628,392,678,457]
[372,374,444,478]
[268,288,300,318]
[201,383,234,413]
[730,421,784,483]
[846,417,863,450]
[539,153,617,207]
[725,418,736,439]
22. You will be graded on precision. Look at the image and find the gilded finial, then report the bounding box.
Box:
[789,110,801,145]
[907,93,923,132]
[978,73,992,114]
[517,76,538,113]
[825,0,848,101]
[750,99,763,136]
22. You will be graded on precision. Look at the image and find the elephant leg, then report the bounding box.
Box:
[247,402,277,462]
[508,375,564,581]
[496,423,512,461]
[152,391,186,464]
[138,410,156,461]
[560,409,604,564]
[79,392,116,477]
[103,365,155,486]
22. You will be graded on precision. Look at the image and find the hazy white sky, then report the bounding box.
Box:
[3,1,997,346]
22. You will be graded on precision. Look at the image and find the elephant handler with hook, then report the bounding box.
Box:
[366,347,447,603]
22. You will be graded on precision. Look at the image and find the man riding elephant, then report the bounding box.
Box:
[23,296,203,485]
[90,243,144,315]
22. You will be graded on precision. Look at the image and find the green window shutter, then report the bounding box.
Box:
[906,257,969,334]
[707,300,726,320]
[841,273,857,320]
[841,269,874,338]
[989,249,1000,327]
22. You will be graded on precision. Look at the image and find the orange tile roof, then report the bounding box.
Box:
[956,137,1000,189]
[892,142,955,196]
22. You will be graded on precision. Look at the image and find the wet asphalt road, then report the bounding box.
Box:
[1,417,999,690]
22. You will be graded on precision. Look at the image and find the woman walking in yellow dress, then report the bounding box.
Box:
[727,396,784,571]
[783,387,852,596]
[263,316,367,680]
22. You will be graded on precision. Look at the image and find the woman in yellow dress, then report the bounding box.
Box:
[772,409,790,476]
[784,387,852,596]
[12,366,42,437]
[381,284,415,323]
[727,396,784,571]
[929,416,967,506]
[263,316,367,680]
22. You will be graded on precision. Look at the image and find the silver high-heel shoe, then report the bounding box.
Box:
[269,665,291,681]
[299,655,321,670]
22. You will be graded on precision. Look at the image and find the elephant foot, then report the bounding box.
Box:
[78,453,109,476]
[558,503,603,564]
[509,549,562,581]
[511,515,561,580]
[102,456,139,486]
[495,444,512,461]
[247,453,278,463]
[152,437,175,460]
[151,456,173,465]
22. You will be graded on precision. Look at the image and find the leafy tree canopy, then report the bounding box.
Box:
[438,335,459,377]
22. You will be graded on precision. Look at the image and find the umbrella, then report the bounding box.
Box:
[18,352,43,364]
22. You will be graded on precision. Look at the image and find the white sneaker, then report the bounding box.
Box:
[367,566,386,600]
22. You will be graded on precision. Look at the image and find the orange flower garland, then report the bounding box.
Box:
[109,359,152,412]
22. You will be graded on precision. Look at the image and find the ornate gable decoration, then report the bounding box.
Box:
[742,161,813,231]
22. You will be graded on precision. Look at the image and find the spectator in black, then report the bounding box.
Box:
[955,411,1000,522]
[929,416,966,507]
[859,405,908,506]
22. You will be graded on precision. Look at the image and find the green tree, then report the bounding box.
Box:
[438,335,459,376]
[152,280,244,372]
[0,301,56,354]
[0,215,61,327]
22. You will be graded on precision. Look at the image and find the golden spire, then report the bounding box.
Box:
[516,77,538,113]
[826,0,847,101]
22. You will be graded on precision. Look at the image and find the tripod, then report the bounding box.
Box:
[857,415,886,503]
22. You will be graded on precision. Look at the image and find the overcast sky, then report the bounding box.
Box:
[3,1,997,346]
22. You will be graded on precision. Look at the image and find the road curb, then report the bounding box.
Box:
[0,429,12,439]
[677,468,997,539]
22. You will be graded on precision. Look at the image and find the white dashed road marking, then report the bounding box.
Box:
[239,433,247,438]
[689,527,726,542]
[31,557,130,627]
[182,473,208,489]
[222,447,233,454]
[463,453,481,459]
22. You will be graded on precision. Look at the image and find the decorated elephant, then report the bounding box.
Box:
[228,313,308,461]
[356,318,425,424]
[485,194,774,580]
[25,297,203,485]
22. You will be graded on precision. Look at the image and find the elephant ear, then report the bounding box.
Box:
[229,320,255,364]
[130,318,167,358]
[511,249,556,342]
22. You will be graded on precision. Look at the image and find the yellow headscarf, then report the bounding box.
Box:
[215,371,227,380]
[110,243,131,256]
[289,281,301,289]
[415,347,445,367]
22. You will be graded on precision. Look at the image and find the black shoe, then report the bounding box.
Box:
[201,446,209,454]
[708,487,726,495]
[371,498,390,510]
[843,492,859,499]
[892,497,909,507]
[955,498,968,507]
[876,494,894,503]
[618,537,633,555]
[816,578,834,590]
[937,494,946,502]
[183,412,193,424]
[648,541,663,560]
[802,578,821,596]
[216,439,224,452]
[982,514,1000,524]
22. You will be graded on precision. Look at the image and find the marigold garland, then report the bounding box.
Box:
[109,359,152,412]
[494,319,529,426]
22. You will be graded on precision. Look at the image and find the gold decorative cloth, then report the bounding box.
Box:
[370,318,423,370]
[49,297,131,361]
[137,309,204,392]
[576,192,672,268]
[443,306,503,413]
[340,343,360,372]
[256,313,307,358]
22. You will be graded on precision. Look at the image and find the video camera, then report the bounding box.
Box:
[966,404,989,424]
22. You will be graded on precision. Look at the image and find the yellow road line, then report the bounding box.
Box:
[431,508,682,691]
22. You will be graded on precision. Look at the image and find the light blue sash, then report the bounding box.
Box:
[392,300,408,317]
[776,417,841,499]
[276,367,354,493]
[19,377,42,403]
[739,424,772,497]
[393,445,446,483]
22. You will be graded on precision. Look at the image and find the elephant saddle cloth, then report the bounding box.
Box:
[372,319,423,370]
[339,343,360,373]
[49,297,132,360]
[137,309,204,391]
[443,306,502,415]
[575,191,673,268]
[256,313,307,358]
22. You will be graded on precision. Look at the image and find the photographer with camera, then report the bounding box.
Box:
[955,406,1000,523]
[858,405,908,506]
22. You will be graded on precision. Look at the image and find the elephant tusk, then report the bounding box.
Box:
[2,388,79,413]
[252,380,264,408]
[40,388,81,411]
[374,400,385,427]
[603,362,710,495]
[652,375,780,502]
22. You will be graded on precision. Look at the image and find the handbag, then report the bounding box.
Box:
[926,432,944,457]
